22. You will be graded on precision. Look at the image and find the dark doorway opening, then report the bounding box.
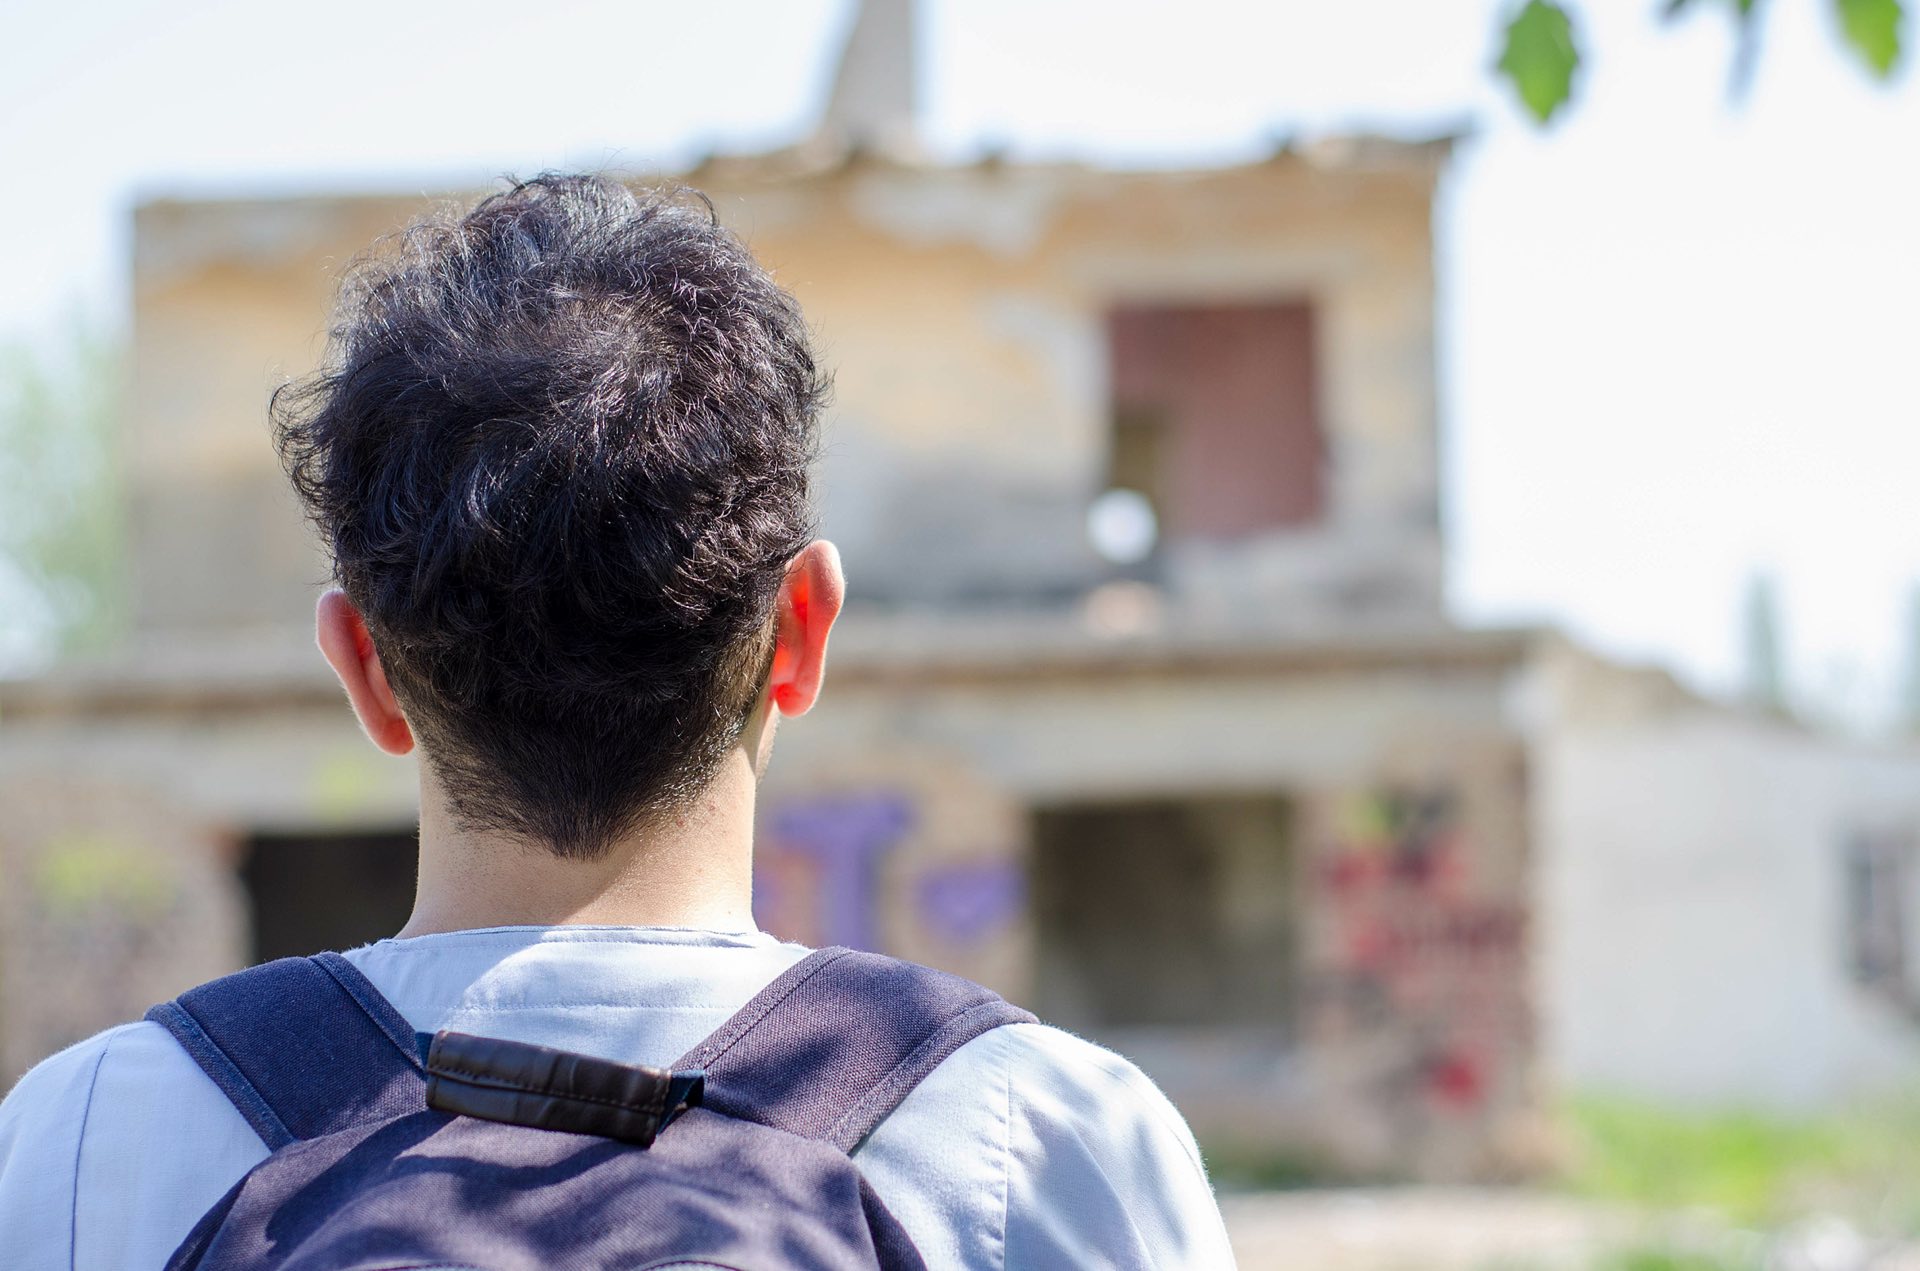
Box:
[1031,795,1296,1037]
[241,830,417,963]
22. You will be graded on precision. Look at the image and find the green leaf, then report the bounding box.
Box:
[1665,0,1758,16]
[1835,0,1903,76]
[1497,0,1582,124]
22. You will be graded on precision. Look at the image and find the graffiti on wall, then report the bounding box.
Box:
[757,793,915,950]
[754,790,1025,953]
[917,860,1025,945]
[0,777,246,1081]
[1308,786,1526,1119]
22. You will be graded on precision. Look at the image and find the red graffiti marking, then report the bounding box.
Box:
[1423,1047,1486,1111]
[1309,787,1527,1117]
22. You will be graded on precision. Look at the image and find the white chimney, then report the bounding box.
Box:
[818,0,920,154]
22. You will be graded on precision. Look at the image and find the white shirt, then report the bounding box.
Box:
[0,925,1234,1269]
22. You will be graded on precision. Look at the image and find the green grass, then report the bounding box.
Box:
[1201,1143,1348,1191]
[1583,1245,1761,1271]
[1561,1089,1920,1235]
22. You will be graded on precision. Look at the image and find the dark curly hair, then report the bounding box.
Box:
[274,174,826,859]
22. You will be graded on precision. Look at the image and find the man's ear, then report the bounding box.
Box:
[315,589,415,756]
[767,540,845,718]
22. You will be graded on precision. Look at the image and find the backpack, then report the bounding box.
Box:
[145,945,1035,1270]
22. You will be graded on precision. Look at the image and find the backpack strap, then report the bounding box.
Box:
[676,947,1036,1153]
[145,952,426,1150]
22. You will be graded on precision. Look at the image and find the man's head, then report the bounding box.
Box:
[276,174,838,860]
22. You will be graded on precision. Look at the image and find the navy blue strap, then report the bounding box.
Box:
[146,952,426,1150]
[677,948,1036,1153]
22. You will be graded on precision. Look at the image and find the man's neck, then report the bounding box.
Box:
[398,750,760,938]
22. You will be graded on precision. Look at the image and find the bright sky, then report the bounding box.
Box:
[1,0,1916,724]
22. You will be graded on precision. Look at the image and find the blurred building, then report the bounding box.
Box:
[6,0,1920,1181]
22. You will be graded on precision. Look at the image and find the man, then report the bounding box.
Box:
[0,175,1235,1268]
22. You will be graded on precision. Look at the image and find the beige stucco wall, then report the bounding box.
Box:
[0,672,417,1074]
[129,198,405,634]
[755,626,1544,1179]
[0,627,1545,1179]
[126,144,1446,636]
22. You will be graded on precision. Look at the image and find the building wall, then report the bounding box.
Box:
[754,633,1545,1179]
[701,151,1445,617]
[0,633,1544,1181]
[1535,653,1920,1108]
[0,771,241,1078]
[0,681,418,1075]
[128,197,406,636]
[125,144,1446,637]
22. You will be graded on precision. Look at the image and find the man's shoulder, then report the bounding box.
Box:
[863,1015,1230,1269]
[0,1023,183,1268]
[1,1016,272,1270]
[0,1016,246,1162]
[934,1018,1208,1169]
[1,1020,155,1125]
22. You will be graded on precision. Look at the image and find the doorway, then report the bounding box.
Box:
[240,829,417,963]
[1030,795,1297,1037]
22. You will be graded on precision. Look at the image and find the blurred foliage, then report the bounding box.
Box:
[1839,0,1907,72]
[1584,1247,1759,1271]
[1202,1141,1344,1191]
[1563,1091,1920,1235]
[1498,0,1582,122]
[0,321,124,660]
[34,832,175,921]
[1497,0,1907,123]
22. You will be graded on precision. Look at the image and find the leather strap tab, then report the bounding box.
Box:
[425,1031,704,1147]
